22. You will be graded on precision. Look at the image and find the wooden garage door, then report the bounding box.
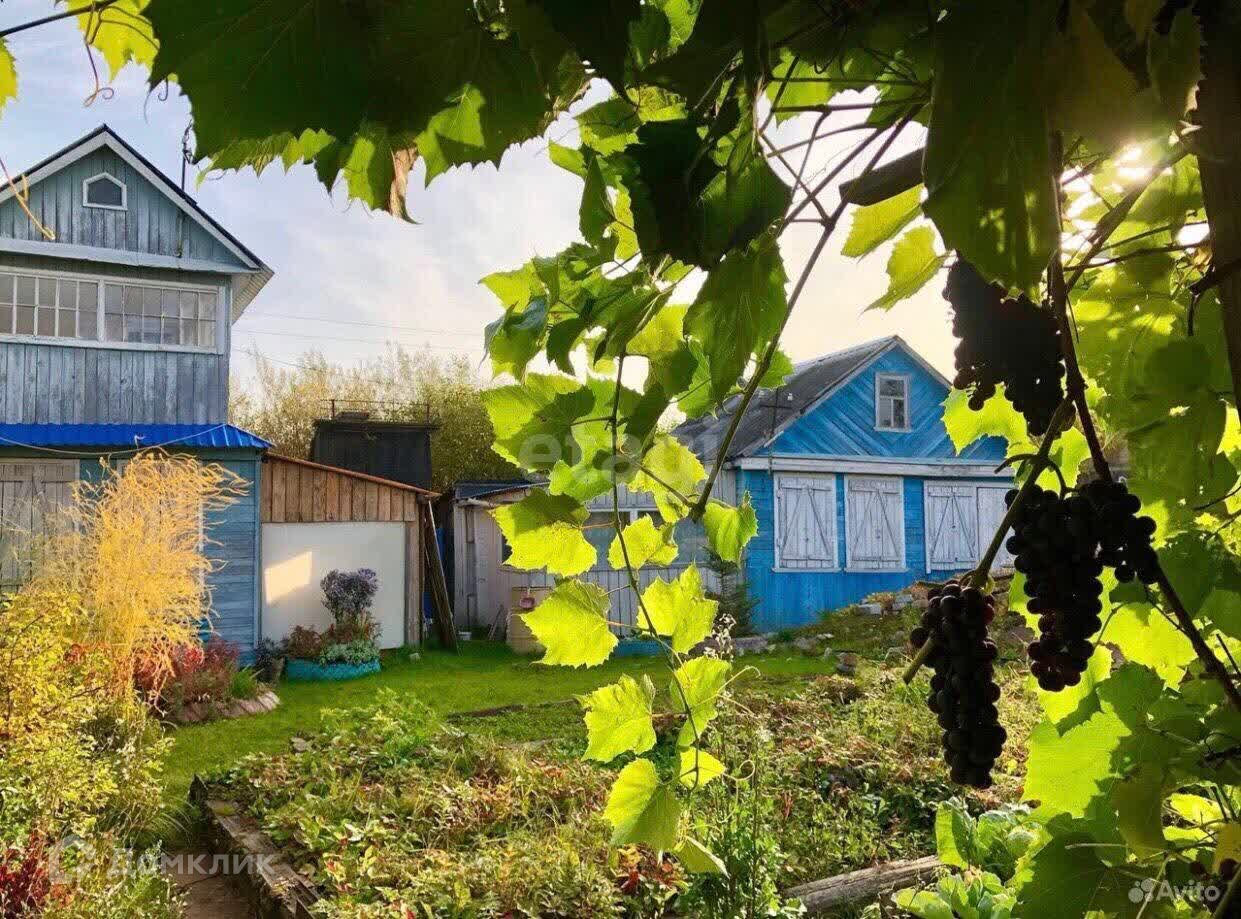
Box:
[0,460,77,587]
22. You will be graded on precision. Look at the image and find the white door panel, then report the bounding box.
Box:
[845,476,904,570]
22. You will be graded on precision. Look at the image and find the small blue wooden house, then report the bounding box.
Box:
[676,336,1012,631]
[0,126,273,652]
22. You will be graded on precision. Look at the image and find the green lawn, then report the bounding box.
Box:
[163,641,834,806]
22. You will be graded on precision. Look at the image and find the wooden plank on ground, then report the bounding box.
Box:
[784,856,942,914]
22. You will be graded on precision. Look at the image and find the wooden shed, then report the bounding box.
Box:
[259,454,438,649]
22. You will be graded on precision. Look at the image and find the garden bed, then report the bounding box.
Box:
[197,654,1040,917]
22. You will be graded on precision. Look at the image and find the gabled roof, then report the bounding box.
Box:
[674,336,947,461]
[0,423,271,451]
[0,125,273,319]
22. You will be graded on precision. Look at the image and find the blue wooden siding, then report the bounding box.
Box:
[0,147,246,268]
[765,347,1006,462]
[0,254,232,424]
[18,447,263,653]
[738,469,1006,630]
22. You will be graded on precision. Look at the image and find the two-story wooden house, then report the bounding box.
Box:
[0,125,272,652]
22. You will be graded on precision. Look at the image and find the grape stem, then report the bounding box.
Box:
[1216,868,1240,918]
[1049,134,1241,715]
[902,399,1075,685]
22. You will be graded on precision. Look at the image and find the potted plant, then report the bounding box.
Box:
[284,569,383,681]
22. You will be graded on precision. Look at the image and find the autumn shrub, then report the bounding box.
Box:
[0,838,50,918]
[24,450,243,696]
[139,639,243,716]
[283,625,325,661]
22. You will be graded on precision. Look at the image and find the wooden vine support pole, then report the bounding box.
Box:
[1198,1,1241,424]
[902,399,1075,684]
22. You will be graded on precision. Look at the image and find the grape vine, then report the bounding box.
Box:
[3,0,1240,913]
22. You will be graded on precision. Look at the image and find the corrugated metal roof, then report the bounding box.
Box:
[673,336,899,461]
[0,423,271,450]
[453,480,539,501]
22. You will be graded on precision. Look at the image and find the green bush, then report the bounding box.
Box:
[228,667,261,701]
[319,639,380,667]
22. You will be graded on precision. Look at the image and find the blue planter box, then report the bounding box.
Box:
[286,658,381,682]
[614,639,663,658]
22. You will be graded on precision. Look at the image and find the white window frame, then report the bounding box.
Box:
[773,472,838,572]
[0,264,224,354]
[844,475,906,572]
[82,172,127,211]
[874,373,911,432]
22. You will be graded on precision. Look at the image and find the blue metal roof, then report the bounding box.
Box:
[0,423,271,451]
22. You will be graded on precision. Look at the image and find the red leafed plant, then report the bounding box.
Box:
[134,638,240,713]
[0,839,50,919]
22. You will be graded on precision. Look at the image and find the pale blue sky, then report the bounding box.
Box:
[0,4,957,383]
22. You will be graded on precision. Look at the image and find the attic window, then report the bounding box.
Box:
[83,173,126,210]
[875,374,910,431]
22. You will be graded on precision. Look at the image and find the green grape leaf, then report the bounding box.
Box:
[630,435,707,522]
[670,656,731,747]
[1148,9,1202,121]
[522,579,617,667]
[1046,1,1151,148]
[303,125,419,221]
[549,141,588,177]
[77,0,155,79]
[1105,601,1196,686]
[629,305,688,360]
[1125,0,1164,35]
[1112,762,1168,855]
[942,387,1030,454]
[678,747,726,790]
[579,154,614,246]
[604,758,682,850]
[626,121,791,269]
[673,836,727,874]
[530,0,641,91]
[483,373,586,468]
[685,232,789,401]
[864,226,947,312]
[577,96,641,153]
[923,1,1058,289]
[580,674,657,762]
[0,39,14,116]
[1033,645,1112,733]
[492,490,596,576]
[1024,664,1166,836]
[703,495,758,563]
[608,515,679,570]
[485,296,551,379]
[149,0,581,184]
[1015,830,1157,918]
[640,564,718,653]
[757,348,795,388]
[1202,590,1241,640]
[842,185,924,258]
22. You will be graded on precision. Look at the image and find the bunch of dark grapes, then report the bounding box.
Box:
[944,259,1067,436]
[909,580,1006,788]
[1080,479,1160,584]
[1006,480,1158,691]
[1006,485,1103,691]
[1191,858,1238,916]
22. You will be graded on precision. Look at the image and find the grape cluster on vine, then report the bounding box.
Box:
[909,580,1006,788]
[943,259,1066,436]
[1005,480,1158,692]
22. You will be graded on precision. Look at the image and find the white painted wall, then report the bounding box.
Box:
[262,522,406,649]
